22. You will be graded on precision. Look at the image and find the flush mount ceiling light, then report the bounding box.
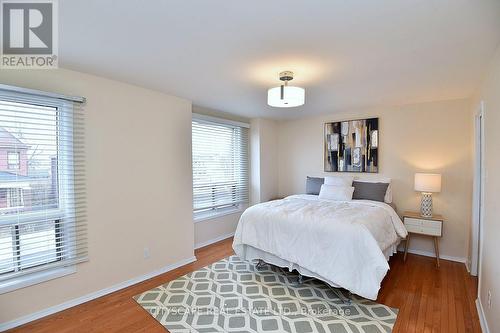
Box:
[267,71,305,108]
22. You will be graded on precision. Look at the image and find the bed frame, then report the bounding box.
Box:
[254,259,353,305]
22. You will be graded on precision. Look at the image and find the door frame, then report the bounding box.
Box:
[470,101,484,276]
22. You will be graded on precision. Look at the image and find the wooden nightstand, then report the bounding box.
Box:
[403,211,443,267]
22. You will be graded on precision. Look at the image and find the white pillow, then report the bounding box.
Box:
[318,184,354,201]
[354,177,392,203]
[324,175,354,187]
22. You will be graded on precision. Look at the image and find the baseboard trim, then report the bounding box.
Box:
[400,248,466,263]
[0,256,197,332]
[195,232,235,250]
[476,298,490,333]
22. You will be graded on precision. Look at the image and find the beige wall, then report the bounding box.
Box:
[259,119,280,202]
[250,119,261,205]
[0,69,194,323]
[194,212,241,248]
[277,99,473,261]
[250,118,279,205]
[192,105,249,123]
[475,46,500,333]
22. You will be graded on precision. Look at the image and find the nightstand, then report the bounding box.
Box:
[403,211,443,267]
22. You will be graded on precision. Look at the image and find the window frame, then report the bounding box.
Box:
[0,97,77,294]
[3,219,63,275]
[7,151,20,170]
[193,203,247,223]
[191,113,249,222]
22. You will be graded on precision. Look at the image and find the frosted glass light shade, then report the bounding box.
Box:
[414,173,442,193]
[267,86,305,107]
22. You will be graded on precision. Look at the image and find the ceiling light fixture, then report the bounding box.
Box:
[267,71,305,108]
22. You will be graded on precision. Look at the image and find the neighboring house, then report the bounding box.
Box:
[0,128,30,213]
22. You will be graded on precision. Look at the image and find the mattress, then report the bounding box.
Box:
[232,194,407,300]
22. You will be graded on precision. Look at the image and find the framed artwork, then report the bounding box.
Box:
[324,117,379,173]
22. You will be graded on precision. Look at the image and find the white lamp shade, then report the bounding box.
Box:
[267,86,305,107]
[414,173,442,193]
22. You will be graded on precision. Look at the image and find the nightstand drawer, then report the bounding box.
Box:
[404,217,442,236]
[404,217,423,227]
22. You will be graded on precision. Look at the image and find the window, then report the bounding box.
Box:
[192,114,249,220]
[0,86,86,292]
[7,188,24,208]
[7,152,19,170]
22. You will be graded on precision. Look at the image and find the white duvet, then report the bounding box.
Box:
[232,194,407,300]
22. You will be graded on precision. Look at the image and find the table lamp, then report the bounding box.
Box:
[414,173,441,217]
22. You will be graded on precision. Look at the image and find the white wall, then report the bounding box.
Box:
[0,69,194,324]
[277,99,473,261]
[475,45,500,333]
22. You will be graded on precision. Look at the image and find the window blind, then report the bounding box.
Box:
[0,87,86,283]
[192,116,249,216]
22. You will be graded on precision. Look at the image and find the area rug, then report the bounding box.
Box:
[134,256,398,333]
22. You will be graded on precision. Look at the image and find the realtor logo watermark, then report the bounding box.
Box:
[1,0,58,68]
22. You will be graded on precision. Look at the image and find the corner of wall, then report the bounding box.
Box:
[249,118,279,204]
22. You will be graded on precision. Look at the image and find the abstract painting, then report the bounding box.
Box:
[324,118,379,173]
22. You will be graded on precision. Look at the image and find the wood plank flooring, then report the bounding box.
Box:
[7,238,480,333]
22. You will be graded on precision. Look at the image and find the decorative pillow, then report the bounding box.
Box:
[318,184,355,201]
[352,181,390,202]
[354,177,392,203]
[324,175,354,187]
[305,176,324,195]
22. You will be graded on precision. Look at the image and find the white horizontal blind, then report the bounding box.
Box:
[192,117,249,215]
[0,88,86,282]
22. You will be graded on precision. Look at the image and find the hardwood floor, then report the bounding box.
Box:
[7,238,480,333]
[379,251,480,333]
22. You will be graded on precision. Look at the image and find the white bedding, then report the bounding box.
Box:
[232,194,408,300]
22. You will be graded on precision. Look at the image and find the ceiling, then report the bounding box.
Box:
[59,0,500,119]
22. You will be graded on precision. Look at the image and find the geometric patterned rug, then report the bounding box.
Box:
[134,256,398,333]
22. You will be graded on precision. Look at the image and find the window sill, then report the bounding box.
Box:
[194,207,245,223]
[0,266,76,294]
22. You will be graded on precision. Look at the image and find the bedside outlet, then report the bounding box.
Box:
[144,247,150,259]
[488,290,492,309]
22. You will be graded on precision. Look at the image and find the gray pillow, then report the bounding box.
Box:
[306,176,324,195]
[352,181,389,202]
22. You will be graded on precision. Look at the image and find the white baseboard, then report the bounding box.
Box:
[476,298,490,333]
[466,259,471,273]
[195,232,235,250]
[400,248,466,263]
[0,256,197,332]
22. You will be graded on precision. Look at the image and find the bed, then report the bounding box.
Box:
[232,192,408,300]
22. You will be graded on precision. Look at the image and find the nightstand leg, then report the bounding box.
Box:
[434,237,440,268]
[404,234,411,262]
